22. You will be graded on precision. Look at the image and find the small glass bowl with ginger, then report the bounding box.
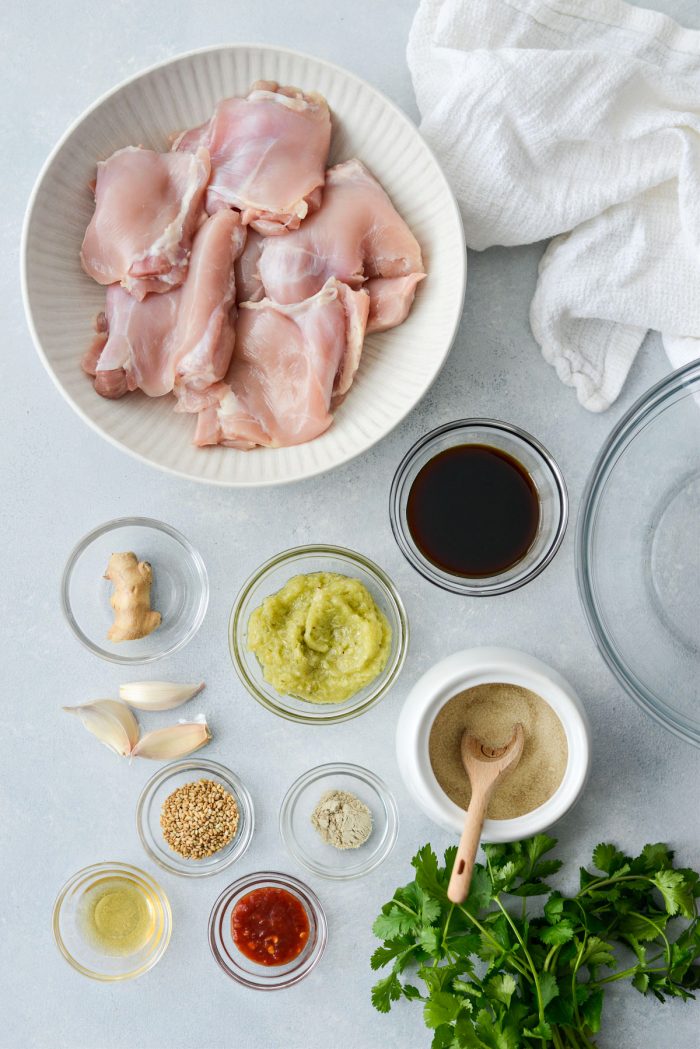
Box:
[61,517,208,664]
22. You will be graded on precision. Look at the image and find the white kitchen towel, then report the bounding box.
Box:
[407,0,700,410]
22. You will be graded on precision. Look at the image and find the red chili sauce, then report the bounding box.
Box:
[231,887,310,965]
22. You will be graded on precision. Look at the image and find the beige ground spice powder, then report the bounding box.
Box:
[428,683,568,819]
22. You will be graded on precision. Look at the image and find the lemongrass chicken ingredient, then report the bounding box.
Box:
[160,779,239,859]
[62,700,140,756]
[78,875,154,957]
[63,701,211,761]
[131,718,211,760]
[104,551,161,642]
[311,789,373,850]
[119,681,205,711]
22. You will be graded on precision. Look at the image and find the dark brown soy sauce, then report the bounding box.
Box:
[406,444,540,577]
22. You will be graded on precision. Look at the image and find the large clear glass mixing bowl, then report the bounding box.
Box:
[577,360,700,745]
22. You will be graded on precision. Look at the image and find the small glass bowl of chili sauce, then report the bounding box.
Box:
[389,419,568,596]
[208,872,327,989]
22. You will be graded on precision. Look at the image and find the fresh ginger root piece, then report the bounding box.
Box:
[104,551,162,642]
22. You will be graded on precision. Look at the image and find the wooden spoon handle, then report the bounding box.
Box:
[447,792,490,904]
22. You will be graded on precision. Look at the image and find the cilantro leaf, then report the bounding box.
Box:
[370,938,413,971]
[413,844,447,899]
[422,892,443,926]
[618,911,668,941]
[537,919,576,946]
[431,1024,459,1049]
[581,987,604,1033]
[372,905,418,940]
[419,964,464,995]
[419,926,441,957]
[371,970,402,1013]
[475,1010,518,1049]
[653,869,697,919]
[490,861,519,893]
[453,1016,484,1048]
[467,866,492,911]
[539,971,559,1009]
[525,834,558,866]
[530,858,563,880]
[544,892,564,924]
[579,936,615,970]
[592,843,629,874]
[424,991,463,1029]
[634,843,674,874]
[632,971,650,994]
[486,973,517,1007]
[523,1022,553,1040]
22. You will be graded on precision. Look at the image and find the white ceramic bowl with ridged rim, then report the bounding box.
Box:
[21,44,466,487]
[395,648,590,843]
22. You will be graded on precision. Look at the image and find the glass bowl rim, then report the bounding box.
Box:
[279,761,400,880]
[208,869,328,989]
[60,515,210,665]
[389,418,569,596]
[52,860,172,982]
[576,359,700,746]
[228,543,409,725]
[136,758,255,878]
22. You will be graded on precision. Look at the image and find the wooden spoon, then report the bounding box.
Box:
[447,723,525,904]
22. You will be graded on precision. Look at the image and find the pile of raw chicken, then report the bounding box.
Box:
[80,82,425,449]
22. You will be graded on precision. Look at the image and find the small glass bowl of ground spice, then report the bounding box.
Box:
[209,872,327,990]
[279,763,399,879]
[52,862,172,981]
[136,759,254,877]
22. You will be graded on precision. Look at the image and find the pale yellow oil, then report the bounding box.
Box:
[78,876,156,957]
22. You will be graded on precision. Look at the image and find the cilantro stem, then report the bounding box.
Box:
[595,965,667,985]
[391,899,420,919]
[571,936,587,1037]
[565,1028,594,1049]
[493,895,547,1038]
[456,903,533,982]
[577,875,651,898]
[627,910,672,970]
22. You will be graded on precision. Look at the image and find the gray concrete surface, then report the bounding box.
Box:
[3,2,700,1047]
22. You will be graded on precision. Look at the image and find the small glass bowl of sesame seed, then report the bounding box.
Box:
[136,759,255,878]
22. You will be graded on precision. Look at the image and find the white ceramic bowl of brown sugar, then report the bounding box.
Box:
[395,647,590,843]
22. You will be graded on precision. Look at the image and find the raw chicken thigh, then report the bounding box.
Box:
[365,273,425,334]
[195,278,369,449]
[81,146,211,300]
[79,83,425,453]
[84,210,246,400]
[234,230,265,302]
[175,82,331,235]
[257,159,425,329]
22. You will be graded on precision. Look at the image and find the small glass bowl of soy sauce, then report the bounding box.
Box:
[389,420,568,596]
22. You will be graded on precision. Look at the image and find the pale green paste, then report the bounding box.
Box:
[247,572,392,704]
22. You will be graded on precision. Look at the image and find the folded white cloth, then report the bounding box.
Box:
[407,0,700,410]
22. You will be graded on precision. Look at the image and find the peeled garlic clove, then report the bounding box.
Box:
[63,700,140,756]
[131,718,211,760]
[119,681,205,711]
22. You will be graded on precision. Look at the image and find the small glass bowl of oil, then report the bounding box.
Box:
[52,862,171,981]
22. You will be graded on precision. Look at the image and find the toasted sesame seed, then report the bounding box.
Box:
[160,779,239,859]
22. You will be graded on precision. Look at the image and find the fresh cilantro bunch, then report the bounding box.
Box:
[371,835,700,1048]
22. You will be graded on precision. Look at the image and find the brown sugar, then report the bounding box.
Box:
[428,683,568,819]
